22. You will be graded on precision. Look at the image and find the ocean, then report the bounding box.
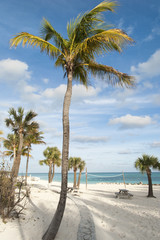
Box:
[19,172,160,184]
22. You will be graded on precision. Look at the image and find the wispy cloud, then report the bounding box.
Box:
[150,142,160,148]
[71,135,109,143]
[109,114,153,129]
[144,26,160,42]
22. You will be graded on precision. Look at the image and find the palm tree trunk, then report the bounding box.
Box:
[43,68,73,240]
[48,163,52,183]
[77,171,82,189]
[51,164,55,182]
[11,131,23,179]
[25,147,30,185]
[146,169,154,197]
[73,169,77,188]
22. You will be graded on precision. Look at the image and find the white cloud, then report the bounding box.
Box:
[109,114,153,129]
[42,78,49,84]
[84,98,116,105]
[71,135,109,143]
[0,58,41,104]
[42,84,100,102]
[131,49,160,80]
[150,142,160,148]
[0,58,30,83]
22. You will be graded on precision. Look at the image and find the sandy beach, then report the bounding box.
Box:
[0,179,160,240]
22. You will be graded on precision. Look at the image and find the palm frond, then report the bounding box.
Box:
[10,32,63,58]
[68,1,117,43]
[74,28,134,58]
[41,18,67,51]
[85,61,135,88]
[73,65,89,87]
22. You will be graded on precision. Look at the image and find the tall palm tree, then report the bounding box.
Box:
[135,154,160,197]
[77,160,86,189]
[10,1,135,238]
[5,107,39,179]
[68,157,81,188]
[39,147,61,183]
[24,130,45,185]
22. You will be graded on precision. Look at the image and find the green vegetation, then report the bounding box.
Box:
[135,154,160,197]
[77,160,86,189]
[39,147,61,183]
[23,130,45,185]
[69,157,81,188]
[5,107,39,179]
[10,1,135,238]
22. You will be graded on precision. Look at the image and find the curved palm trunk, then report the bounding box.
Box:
[77,171,82,189]
[146,169,154,197]
[73,169,77,188]
[11,131,23,179]
[43,69,73,240]
[25,146,30,185]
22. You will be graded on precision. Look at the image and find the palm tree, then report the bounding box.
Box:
[68,157,81,188]
[24,130,45,185]
[39,147,61,183]
[77,160,86,189]
[3,134,18,161]
[10,1,135,238]
[135,154,160,197]
[5,107,39,178]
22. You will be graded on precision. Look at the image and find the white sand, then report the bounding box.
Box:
[0,180,160,240]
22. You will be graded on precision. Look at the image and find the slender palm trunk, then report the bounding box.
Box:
[25,146,30,185]
[11,131,23,179]
[77,171,82,188]
[43,68,73,240]
[73,169,77,188]
[51,164,55,182]
[146,169,154,197]
[13,145,16,162]
[48,163,52,183]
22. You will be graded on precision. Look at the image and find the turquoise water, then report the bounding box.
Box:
[19,172,160,184]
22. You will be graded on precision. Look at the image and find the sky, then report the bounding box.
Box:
[0,0,160,173]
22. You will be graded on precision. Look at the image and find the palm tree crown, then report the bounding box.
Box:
[135,154,160,173]
[10,1,134,88]
[5,107,39,135]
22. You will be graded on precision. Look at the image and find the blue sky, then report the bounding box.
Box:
[0,0,160,173]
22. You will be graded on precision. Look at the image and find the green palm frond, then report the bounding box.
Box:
[135,154,160,173]
[75,28,134,58]
[41,18,67,50]
[73,64,89,87]
[68,1,117,43]
[85,61,134,88]
[10,32,63,58]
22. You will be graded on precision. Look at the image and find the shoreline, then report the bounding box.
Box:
[0,179,160,240]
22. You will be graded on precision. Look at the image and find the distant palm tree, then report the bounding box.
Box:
[5,107,39,178]
[3,134,18,161]
[10,1,135,238]
[68,157,81,188]
[39,147,61,183]
[135,154,160,197]
[77,160,86,189]
[24,130,45,185]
